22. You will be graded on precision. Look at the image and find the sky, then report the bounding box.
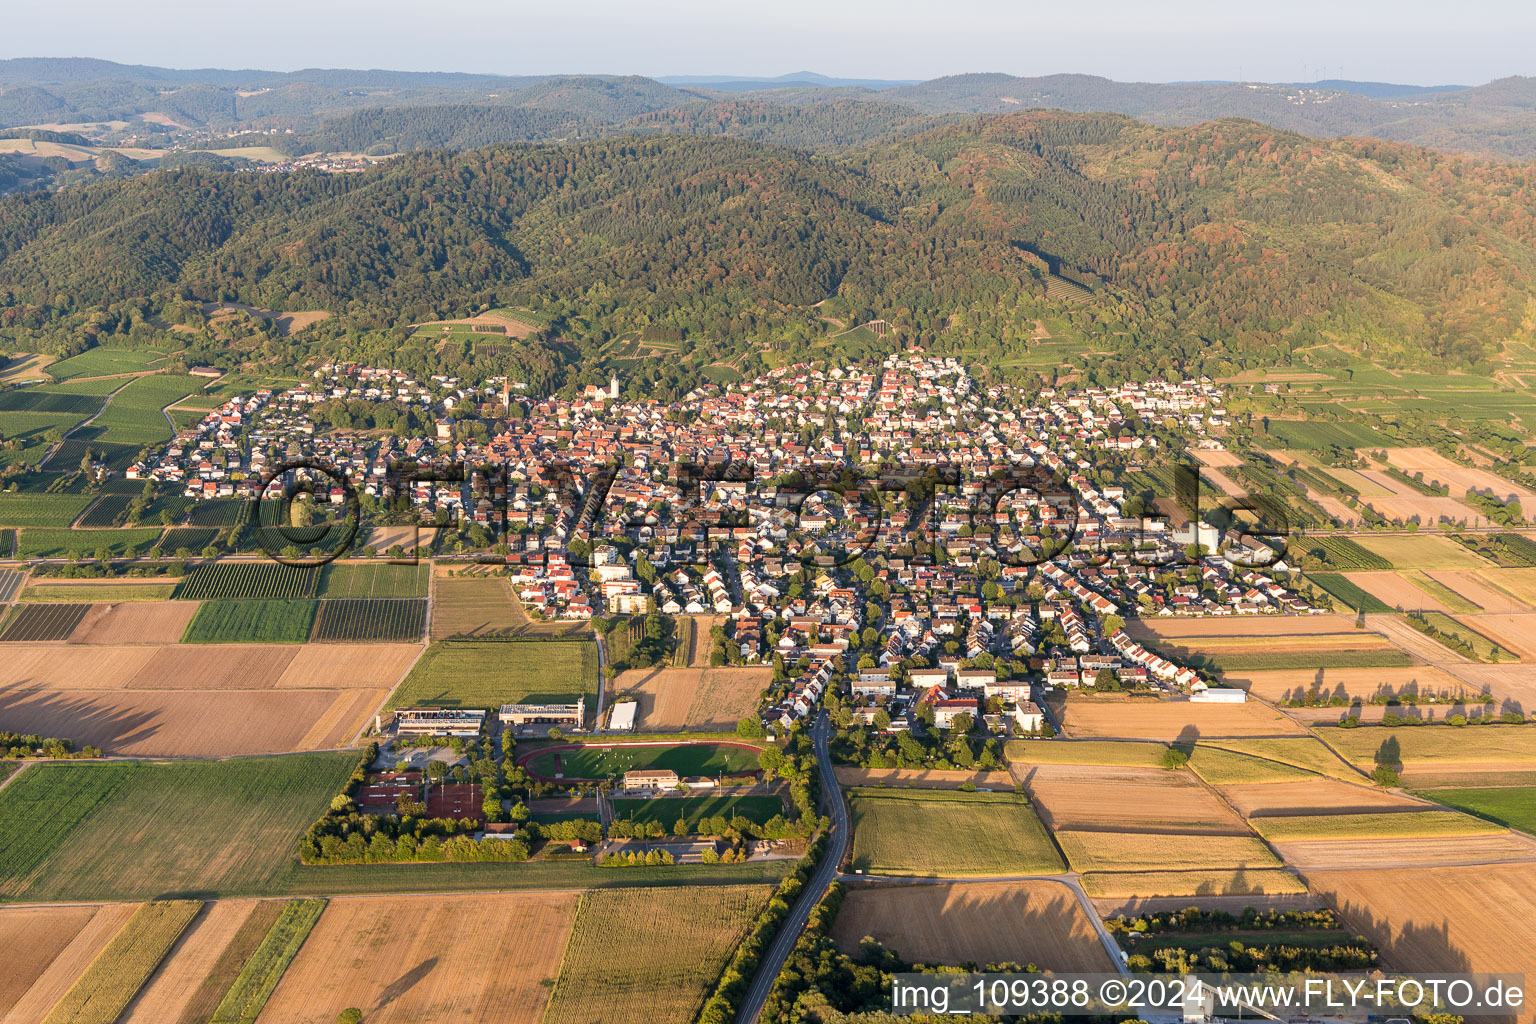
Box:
[2,0,1532,85]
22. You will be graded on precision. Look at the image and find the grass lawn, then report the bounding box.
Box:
[1415,786,1536,834]
[182,599,318,643]
[386,640,598,709]
[847,788,1063,876]
[1353,534,1493,570]
[0,753,358,902]
[1322,724,1536,765]
[1004,740,1167,766]
[528,742,761,779]
[609,794,784,829]
[1248,810,1500,841]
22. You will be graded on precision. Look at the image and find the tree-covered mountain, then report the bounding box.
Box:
[3,112,1535,382]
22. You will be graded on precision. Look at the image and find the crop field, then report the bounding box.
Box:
[1295,536,1392,570]
[0,903,137,1023]
[430,576,522,638]
[116,900,267,1024]
[159,527,220,553]
[848,788,1064,876]
[0,602,90,642]
[88,374,197,445]
[0,390,101,415]
[831,881,1113,971]
[173,562,319,600]
[316,562,429,599]
[0,494,94,527]
[608,666,770,731]
[1383,448,1535,502]
[185,500,247,528]
[1230,665,1468,704]
[41,899,202,1024]
[208,899,326,1024]
[1005,739,1168,766]
[1471,568,1536,609]
[183,599,318,643]
[67,601,199,643]
[1451,613,1536,661]
[1195,736,1361,780]
[1018,763,1246,833]
[1222,779,1426,817]
[1321,724,1536,766]
[1127,615,1363,639]
[836,767,1014,790]
[45,348,167,379]
[1079,869,1307,899]
[1259,420,1390,450]
[609,794,784,829]
[45,439,139,473]
[362,524,436,553]
[387,639,597,709]
[1352,533,1492,570]
[310,598,425,641]
[255,892,576,1024]
[16,527,163,558]
[1307,864,1536,978]
[1278,833,1536,871]
[1339,570,1466,614]
[526,741,761,779]
[1249,810,1500,842]
[542,885,769,1024]
[0,568,20,602]
[1308,572,1394,613]
[0,904,104,1021]
[1415,786,1536,835]
[0,754,359,902]
[1188,746,1319,785]
[1062,699,1307,741]
[274,643,421,690]
[1054,830,1281,872]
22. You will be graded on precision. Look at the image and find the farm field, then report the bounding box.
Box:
[0,569,21,602]
[1187,746,1319,785]
[254,892,577,1024]
[1320,724,1536,766]
[1078,869,1307,899]
[834,766,1014,790]
[1018,763,1247,833]
[1221,779,1426,817]
[274,643,421,689]
[847,788,1063,876]
[1414,786,1536,835]
[310,598,425,641]
[183,599,318,643]
[1344,570,1459,613]
[66,601,199,644]
[1127,614,1363,639]
[211,899,325,1024]
[542,885,769,1024]
[387,640,597,709]
[525,741,761,779]
[1382,447,1535,502]
[45,348,167,379]
[1470,569,1536,610]
[1062,699,1307,741]
[88,374,197,445]
[116,900,264,1024]
[1053,830,1281,872]
[1005,739,1167,766]
[42,899,201,1024]
[608,666,770,731]
[830,881,1113,971]
[1307,572,1393,613]
[1307,864,1536,979]
[0,904,137,1024]
[316,562,429,598]
[1452,613,1536,661]
[0,754,359,902]
[1228,665,1469,704]
[173,562,319,600]
[21,582,177,603]
[0,494,94,527]
[1352,533,1493,570]
[1401,571,1484,613]
[361,524,437,553]
[609,793,784,828]
[0,904,101,1021]
[1248,810,1501,841]
[0,602,90,642]
[1194,736,1361,780]
[16,528,163,559]
[1274,834,1536,871]
[1429,570,1529,613]
[430,577,521,638]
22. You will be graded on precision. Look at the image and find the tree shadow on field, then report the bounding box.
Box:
[371,956,439,1014]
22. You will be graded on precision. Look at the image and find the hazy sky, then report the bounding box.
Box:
[3,0,1531,85]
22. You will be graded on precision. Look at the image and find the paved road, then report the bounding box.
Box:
[736,712,848,1024]
[594,632,608,722]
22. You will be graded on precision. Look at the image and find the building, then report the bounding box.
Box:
[623,768,680,790]
[1013,701,1045,733]
[608,701,637,732]
[395,707,485,738]
[498,702,585,729]
[1190,686,1247,703]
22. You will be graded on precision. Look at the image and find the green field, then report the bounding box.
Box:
[1308,572,1393,613]
[1295,536,1392,570]
[1188,746,1318,785]
[317,561,430,598]
[0,493,94,527]
[1409,611,1513,662]
[46,348,169,379]
[1200,646,1414,672]
[16,527,163,558]
[609,794,783,829]
[90,374,198,445]
[1055,830,1281,872]
[847,788,1064,876]
[1415,786,1536,834]
[183,599,318,643]
[209,899,326,1024]
[386,640,598,709]
[173,561,319,599]
[1260,421,1391,450]
[1248,810,1501,841]
[0,410,95,466]
[0,754,358,902]
[1321,724,1536,766]
[1004,739,1167,766]
[1404,571,1483,612]
[1197,737,1362,780]
[527,742,761,779]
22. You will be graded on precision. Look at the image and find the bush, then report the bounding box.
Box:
[337,1011,363,1024]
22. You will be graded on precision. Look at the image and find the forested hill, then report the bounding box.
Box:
[3,113,1536,378]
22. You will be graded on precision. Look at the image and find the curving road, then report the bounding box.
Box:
[735,712,848,1024]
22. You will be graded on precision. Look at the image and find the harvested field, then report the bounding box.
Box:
[1250,810,1501,842]
[0,905,100,1021]
[1054,830,1281,872]
[1062,699,1307,741]
[1346,570,1457,613]
[1221,780,1427,818]
[1353,534,1492,570]
[211,898,324,1024]
[1383,447,1535,502]
[542,885,768,1024]
[0,602,91,642]
[1454,613,1536,661]
[609,666,769,730]
[1431,570,1530,613]
[431,577,520,638]
[118,901,261,1024]
[1274,834,1536,871]
[1321,724,1536,766]
[831,881,1113,971]
[1188,746,1317,785]
[0,644,158,688]
[833,767,1014,790]
[1079,870,1307,899]
[161,902,286,1024]
[1127,615,1362,639]
[255,892,578,1024]
[127,643,299,687]
[849,789,1063,876]
[275,644,421,690]
[0,904,136,1024]
[1362,493,1483,527]
[1196,736,1361,780]
[42,899,202,1024]
[1230,665,1471,703]
[1005,740,1167,766]
[1308,864,1536,984]
[1193,448,1243,468]
[1014,763,1246,833]
[362,524,437,554]
[66,601,199,644]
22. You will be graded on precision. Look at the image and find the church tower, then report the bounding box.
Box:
[609,373,620,400]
